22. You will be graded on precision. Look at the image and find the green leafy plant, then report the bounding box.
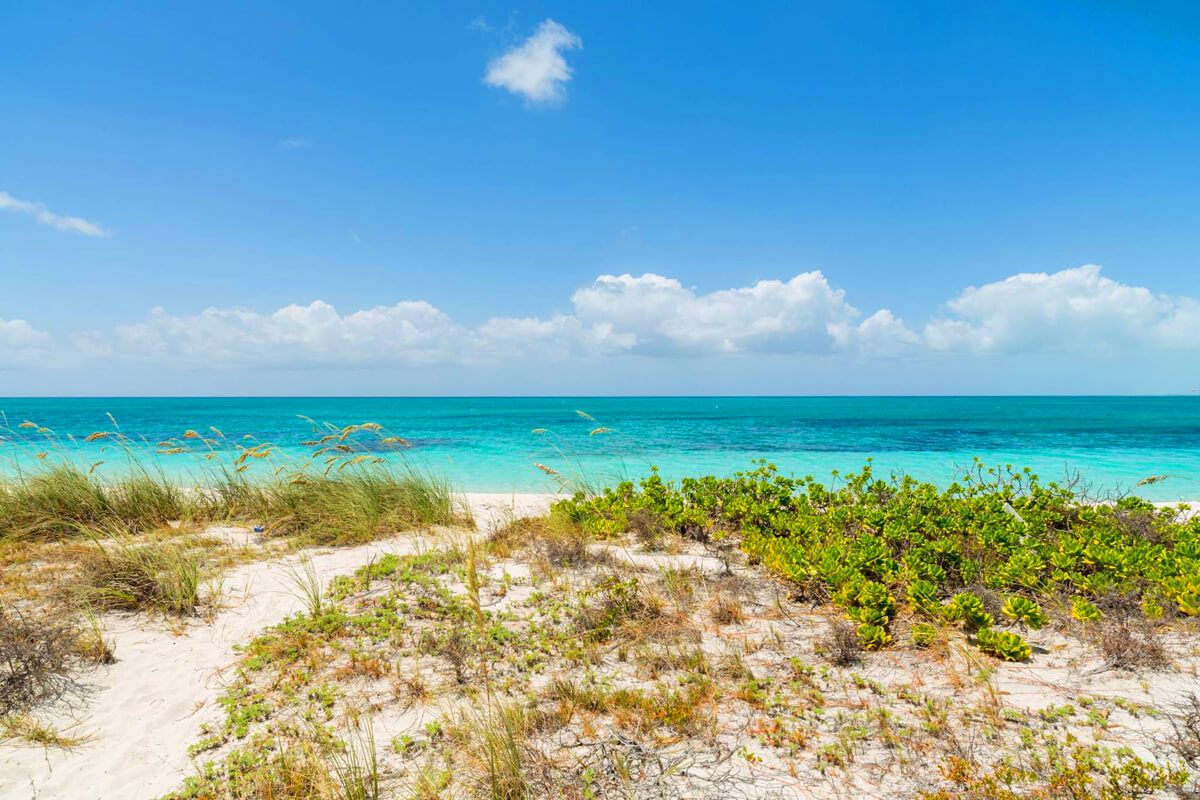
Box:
[907,579,941,618]
[1001,596,1048,629]
[975,628,1032,662]
[1071,596,1102,623]
[856,623,891,650]
[944,593,994,633]
[550,458,1200,662]
[910,622,937,648]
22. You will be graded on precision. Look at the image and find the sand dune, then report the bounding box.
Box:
[0,493,552,800]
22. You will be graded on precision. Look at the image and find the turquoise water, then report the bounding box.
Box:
[1,397,1198,500]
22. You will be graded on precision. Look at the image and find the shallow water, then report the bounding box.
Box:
[1,396,1198,500]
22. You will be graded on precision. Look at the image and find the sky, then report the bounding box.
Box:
[1,0,1199,396]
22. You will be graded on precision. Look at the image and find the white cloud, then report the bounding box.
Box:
[477,314,633,360]
[0,318,55,367]
[0,191,110,237]
[833,309,921,356]
[571,272,872,355]
[278,137,313,150]
[484,20,581,106]
[27,263,1200,371]
[79,271,899,368]
[93,301,468,368]
[925,264,1200,354]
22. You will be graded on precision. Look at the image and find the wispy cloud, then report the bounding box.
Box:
[0,317,55,368]
[278,137,314,150]
[484,19,581,106]
[0,191,110,237]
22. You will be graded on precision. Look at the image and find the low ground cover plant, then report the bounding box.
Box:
[553,460,1198,659]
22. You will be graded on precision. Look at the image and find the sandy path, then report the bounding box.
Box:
[0,493,553,800]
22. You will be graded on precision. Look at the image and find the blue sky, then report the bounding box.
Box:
[2,1,1199,395]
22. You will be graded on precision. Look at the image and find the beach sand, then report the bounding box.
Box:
[0,493,553,800]
[2,493,1198,799]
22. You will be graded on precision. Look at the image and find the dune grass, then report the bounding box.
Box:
[0,713,92,749]
[0,417,470,547]
[214,468,464,546]
[0,466,193,541]
[77,528,207,615]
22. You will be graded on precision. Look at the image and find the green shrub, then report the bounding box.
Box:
[907,579,941,618]
[547,459,1200,659]
[910,622,937,648]
[856,623,891,650]
[1071,596,1103,623]
[975,629,1032,662]
[1001,596,1048,629]
[944,593,994,633]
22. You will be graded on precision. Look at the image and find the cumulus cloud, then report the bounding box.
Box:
[19,264,1200,371]
[0,191,110,237]
[484,20,581,106]
[0,318,55,367]
[82,301,469,368]
[834,310,921,356]
[76,272,916,368]
[925,264,1200,354]
[478,314,633,361]
[571,272,874,355]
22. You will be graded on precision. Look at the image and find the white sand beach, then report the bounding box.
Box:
[3,492,1200,800]
[0,493,553,800]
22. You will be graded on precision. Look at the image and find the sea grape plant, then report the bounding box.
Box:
[553,460,1199,661]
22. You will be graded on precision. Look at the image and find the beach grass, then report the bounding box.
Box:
[0,418,470,546]
[215,467,464,546]
[77,528,207,615]
[0,466,193,540]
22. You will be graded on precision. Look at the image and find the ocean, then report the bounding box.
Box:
[1,396,1198,500]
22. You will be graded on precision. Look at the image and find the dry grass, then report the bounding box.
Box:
[0,712,93,749]
[708,591,745,626]
[75,609,116,665]
[819,618,862,666]
[77,529,207,615]
[0,603,80,715]
[1168,694,1200,777]
[1098,619,1170,671]
[572,574,666,643]
[628,507,670,551]
[487,515,594,572]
